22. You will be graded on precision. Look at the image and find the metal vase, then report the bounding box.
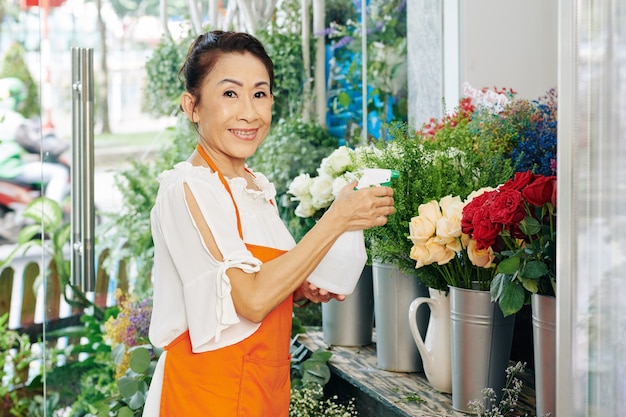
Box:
[322,265,374,346]
[449,286,516,413]
[531,293,556,417]
[372,261,429,372]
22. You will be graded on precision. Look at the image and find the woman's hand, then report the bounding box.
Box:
[324,181,395,232]
[295,281,346,304]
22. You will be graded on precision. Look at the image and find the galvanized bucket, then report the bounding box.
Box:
[450,286,516,413]
[322,265,374,346]
[532,293,556,417]
[372,261,429,372]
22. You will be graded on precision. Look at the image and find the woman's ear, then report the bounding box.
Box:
[180,92,199,123]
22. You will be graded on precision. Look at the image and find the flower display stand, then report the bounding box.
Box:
[298,329,537,417]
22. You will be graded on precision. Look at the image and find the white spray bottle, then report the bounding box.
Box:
[306,168,400,295]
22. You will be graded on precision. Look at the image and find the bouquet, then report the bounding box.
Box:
[287,145,378,219]
[408,193,497,291]
[461,171,557,316]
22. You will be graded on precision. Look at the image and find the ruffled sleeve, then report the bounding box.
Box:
[150,163,262,352]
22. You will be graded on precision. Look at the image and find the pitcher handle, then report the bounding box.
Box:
[408,296,434,357]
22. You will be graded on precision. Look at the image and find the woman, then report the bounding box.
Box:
[143,30,394,417]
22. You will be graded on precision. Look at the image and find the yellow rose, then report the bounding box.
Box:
[425,237,456,266]
[409,215,436,244]
[434,216,462,243]
[409,242,430,268]
[467,239,495,268]
[418,200,442,225]
[439,195,464,219]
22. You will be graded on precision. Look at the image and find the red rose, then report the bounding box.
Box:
[489,189,526,226]
[522,175,556,207]
[471,211,500,249]
[500,171,535,191]
[462,191,496,234]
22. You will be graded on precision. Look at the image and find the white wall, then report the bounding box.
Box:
[457,0,558,101]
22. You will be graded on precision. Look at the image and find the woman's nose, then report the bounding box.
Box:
[237,96,258,121]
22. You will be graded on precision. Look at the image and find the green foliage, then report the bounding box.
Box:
[0,197,100,315]
[98,117,194,295]
[142,35,193,117]
[247,117,338,242]
[256,0,309,121]
[362,120,515,287]
[0,42,40,118]
[0,313,37,416]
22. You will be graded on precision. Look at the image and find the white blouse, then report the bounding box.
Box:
[143,162,296,416]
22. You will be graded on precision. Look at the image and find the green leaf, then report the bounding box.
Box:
[111,343,126,367]
[117,406,134,417]
[301,361,331,385]
[498,279,526,317]
[17,225,42,244]
[518,276,539,293]
[128,389,146,410]
[496,256,520,275]
[23,197,62,229]
[118,375,139,398]
[338,91,351,108]
[491,274,526,316]
[520,216,541,236]
[309,349,332,362]
[521,260,549,279]
[129,347,152,374]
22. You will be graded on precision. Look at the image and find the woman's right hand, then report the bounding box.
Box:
[323,181,395,232]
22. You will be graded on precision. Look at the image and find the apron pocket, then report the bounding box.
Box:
[238,355,291,417]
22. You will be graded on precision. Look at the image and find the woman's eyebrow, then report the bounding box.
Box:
[218,78,270,88]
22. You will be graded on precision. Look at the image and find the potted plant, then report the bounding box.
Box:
[462,171,557,417]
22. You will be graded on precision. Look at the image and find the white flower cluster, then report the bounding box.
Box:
[287,146,363,218]
[289,383,358,417]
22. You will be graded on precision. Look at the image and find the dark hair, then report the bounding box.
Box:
[178,31,275,113]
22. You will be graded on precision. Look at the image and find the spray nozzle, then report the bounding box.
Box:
[355,168,400,189]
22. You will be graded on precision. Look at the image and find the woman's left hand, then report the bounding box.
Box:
[297,281,346,304]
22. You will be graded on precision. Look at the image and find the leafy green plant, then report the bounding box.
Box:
[142,35,192,118]
[0,197,101,316]
[0,42,40,118]
[361,118,514,289]
[0,313,37,417]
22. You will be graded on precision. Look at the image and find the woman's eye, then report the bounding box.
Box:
[254,91,268,98]
[224,90,237,98]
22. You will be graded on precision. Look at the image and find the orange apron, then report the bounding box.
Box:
[159,146,293,416]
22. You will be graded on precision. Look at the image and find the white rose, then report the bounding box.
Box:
[310,174,335,209]
[295,199,317,218]
[287,173,313,199]
[331,172,357,197]
[320,146,353,177]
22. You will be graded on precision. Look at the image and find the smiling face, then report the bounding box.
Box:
[181,51,273,168]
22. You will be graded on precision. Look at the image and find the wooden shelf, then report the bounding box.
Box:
[298,328,536,417]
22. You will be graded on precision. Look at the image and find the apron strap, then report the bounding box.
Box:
[196,144,245,239]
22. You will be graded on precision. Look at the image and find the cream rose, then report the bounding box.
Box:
[467,239,495,268]
[418,200,442,225]
[409,215,436,244]
[309,174,335,209]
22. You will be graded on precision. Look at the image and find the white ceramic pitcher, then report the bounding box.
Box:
[408,287,452,393]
